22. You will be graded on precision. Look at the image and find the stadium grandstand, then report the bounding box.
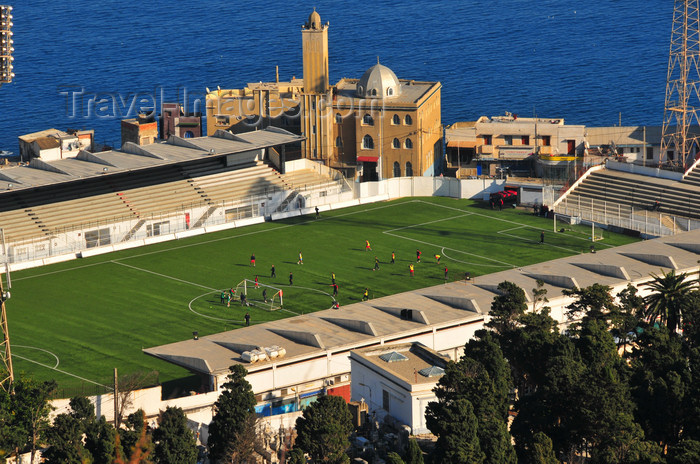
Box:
[552,160,700,237]
[144,228,700,426]
[0,128,351,264]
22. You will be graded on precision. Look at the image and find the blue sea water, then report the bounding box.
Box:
[0,0,670,152]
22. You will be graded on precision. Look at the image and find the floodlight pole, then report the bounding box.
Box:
[0,228,13,391]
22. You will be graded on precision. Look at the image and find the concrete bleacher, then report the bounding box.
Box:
[0,158,340,243]
[557,169,700,223]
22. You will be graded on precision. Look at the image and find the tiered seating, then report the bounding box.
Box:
[682,164,700,188]
[107,166,209,215]
[0,195,47,241]
[185,162,287,203]
[280,169,337,191]
[558,170,700,221]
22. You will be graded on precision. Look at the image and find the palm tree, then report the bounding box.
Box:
[642,269,696,333]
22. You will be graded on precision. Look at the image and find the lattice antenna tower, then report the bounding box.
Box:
[661,0,700,170]
[0,228,13,392]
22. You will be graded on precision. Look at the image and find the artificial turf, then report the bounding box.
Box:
[5,197,640,395]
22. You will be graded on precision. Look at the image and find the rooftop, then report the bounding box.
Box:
[0,128,304,192]
[144,228,700,377]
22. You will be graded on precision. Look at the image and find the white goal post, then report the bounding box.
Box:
[234,279,283,311]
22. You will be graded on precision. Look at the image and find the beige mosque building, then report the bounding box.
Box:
[205,10,442,181]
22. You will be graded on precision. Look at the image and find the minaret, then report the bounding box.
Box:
[302,8,329,94]
[300,9,333,163]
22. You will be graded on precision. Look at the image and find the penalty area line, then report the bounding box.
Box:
[13,354,112,389]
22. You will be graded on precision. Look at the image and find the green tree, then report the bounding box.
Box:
[564,283,620,325]
[12,377,56,463]
[294,395,353,464]
[486,281,528,335]
[43,413,88,464]
[643,269,696,333]
[668,439,700,464]
[86,416,118,464]
[464,329,512,419]
[152,406,198,464]
[426,397,484,464]
[386,451,405,464]
[0,386,22,460]
[629,326,691,451]
[520,431,557,464]
[208,364,257,463]
[404,438,424,464]
[286,448,306,464]
[119,409,153,463]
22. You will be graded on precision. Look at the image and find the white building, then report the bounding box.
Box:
[350,343,447,434]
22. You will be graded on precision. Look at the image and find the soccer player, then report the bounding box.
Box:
[373,256,380,271]
[391,251,395,264]
[271,264,276,278]
[315,206,320,219]
[244,312,250,326]
[289,272,293,285]
[262,288,268,302]
[330,283,338,296]
[365,240,371,251]
[297,251,303,265]
[444,266,448,281]
[416,249,421,262]
[250,253,256,267]
[362,288,369,301]
[434,254,441,264]
[409,263,414,277]
[331,272,336,284]
[254,275,259,288]
[227,292,232,308]
[241,293,248,306]
[220,291,226,305]
[332,301,340,309]
[540,231,545,244]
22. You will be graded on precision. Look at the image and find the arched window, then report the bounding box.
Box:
[404,138,413,149]
[392,114,400,125]
[392,138,400,149]
[387,87,394,96]
[393,162,401,177]
[404,114,413,125]
[405,161,413,176]
[184,131,194,138]
[363,114,374,125]
[335,113,342,124]
[357,85,364,95]
[371,88,377,96]
[362,134,374,149]
[335,136,343,147]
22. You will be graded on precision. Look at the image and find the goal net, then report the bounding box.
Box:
[234,279,283,311]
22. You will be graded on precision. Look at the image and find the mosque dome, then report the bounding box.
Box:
[356,62,401,99]
[307,9,322,30]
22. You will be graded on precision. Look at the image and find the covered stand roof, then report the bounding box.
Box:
[144,229,700,377]
[0,127,304,193]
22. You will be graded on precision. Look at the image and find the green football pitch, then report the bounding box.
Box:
[5,197,640,397]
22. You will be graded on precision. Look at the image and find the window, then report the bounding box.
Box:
[363,114,374,125]
[393,161,401,177]
[404,114,413,125]
[668,150,674,161]
[371,88,377,96]
[405,161,413,176]
[646,147,653,160]
[392,138,400,149]
[312,125,316,135]
[387,87,394,96]
[184,131,194,138]
[313,148,318,158]
[362,134,374,149]
[335,136,343,147]
[504,135,513,146]
[335,113,342,124]
[311,100,316,110]
[541,135,551,146]
[146,222,169,238]
[383,390,390,412]
[567,140,575,155]
[392,114,400,125]
[215,115,230,126]
[405,138,413,149]
[483,135,492,145]
[521,135,529,145]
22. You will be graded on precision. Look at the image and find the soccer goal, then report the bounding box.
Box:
[590,222,605,242]
[234,279,284,311]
